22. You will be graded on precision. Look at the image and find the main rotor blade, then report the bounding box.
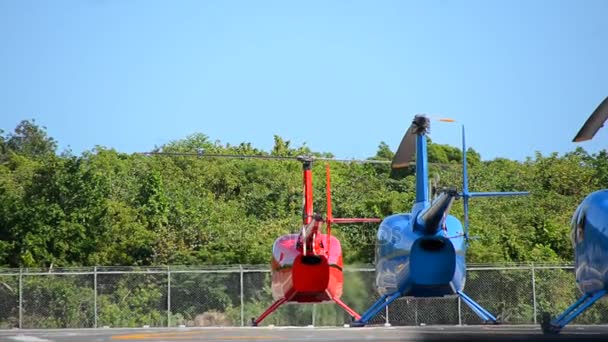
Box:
[139,151,463,171]
[309,157,390,164]
[573,96,608,142]
[140,152,298,161]
[391,115,433,169]
[139,151,393,164]
[391,125,416,169]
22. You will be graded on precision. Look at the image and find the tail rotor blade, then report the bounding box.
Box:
[573,96,608,142]
[429,116,457,123]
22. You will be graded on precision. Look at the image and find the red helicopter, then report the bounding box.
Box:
[141,150,384,325]
[253,155,381,326]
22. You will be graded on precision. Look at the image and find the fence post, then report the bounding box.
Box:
[531,265,537,324]
[167,266,171,327]
[94,266,98,328]
[415,299,418,325]
[458,297,462,326]
[240,265,244,327]
[385,298,390,326]
[312,304,316,326]
[18,268,23,329]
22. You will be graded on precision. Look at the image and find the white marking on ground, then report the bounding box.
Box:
[8,336,52,342]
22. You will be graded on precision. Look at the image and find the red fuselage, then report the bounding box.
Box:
[270,233,344,302]
[251,160,365,325]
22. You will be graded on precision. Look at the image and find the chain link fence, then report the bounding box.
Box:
[1,264,607,329]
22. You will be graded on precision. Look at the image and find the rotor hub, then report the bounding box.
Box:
[412,115,431,135]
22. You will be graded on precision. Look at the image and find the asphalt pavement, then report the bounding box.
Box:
[1,325,607,342]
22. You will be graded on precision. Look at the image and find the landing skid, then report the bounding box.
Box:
[332,295,362,321]
[541,289,606,334]
[350,291,402,327]
[352,290,498,327]
[251,296,290,326]
[251,292,361,326]
[457,291,499,324]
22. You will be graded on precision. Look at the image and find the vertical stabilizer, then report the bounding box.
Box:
[415,133,430,206]
[462,125,470,238]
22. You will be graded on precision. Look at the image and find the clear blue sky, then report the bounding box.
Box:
[1,0,607,161]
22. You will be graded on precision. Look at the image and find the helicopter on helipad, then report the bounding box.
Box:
[351,114,529,326]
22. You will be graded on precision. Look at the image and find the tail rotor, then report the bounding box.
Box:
[459,124,529,242]
[462,126,471,241]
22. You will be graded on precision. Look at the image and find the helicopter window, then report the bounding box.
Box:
[575,211,586,243]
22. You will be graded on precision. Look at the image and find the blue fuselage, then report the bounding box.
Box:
[375,212,466,297]
[571,189,608,294]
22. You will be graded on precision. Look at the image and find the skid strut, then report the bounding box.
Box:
[541,290,606,334]
[252,291,361,326]
[457,290,498,323]
[251,296,290,326]
[351,291,401,327]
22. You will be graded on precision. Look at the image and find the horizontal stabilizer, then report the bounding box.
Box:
[465,191,529,198]
[330,218,382,224]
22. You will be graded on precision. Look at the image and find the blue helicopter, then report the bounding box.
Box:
[541,96,608,334]
[351,115,529,326]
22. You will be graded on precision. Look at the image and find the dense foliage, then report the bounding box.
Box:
[2,119,608,329]
[0,119,605,268]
